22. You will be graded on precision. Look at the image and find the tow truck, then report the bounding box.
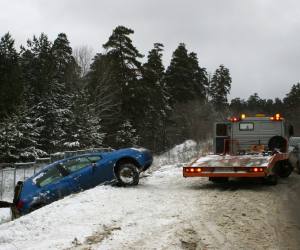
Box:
[183,114,294,184]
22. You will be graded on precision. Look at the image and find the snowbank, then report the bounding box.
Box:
[0,140,298,249]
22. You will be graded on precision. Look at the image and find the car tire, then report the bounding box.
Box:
[209,177,229,183]
[116,163,139,186]
[274,161,293,178]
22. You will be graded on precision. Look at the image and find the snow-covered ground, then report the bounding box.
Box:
[0,140,299,249]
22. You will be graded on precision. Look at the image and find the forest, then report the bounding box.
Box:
[0,25,299,162]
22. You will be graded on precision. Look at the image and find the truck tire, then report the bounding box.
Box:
[268,136,287,153]
[274,161,293,178]
[209,177,229,183]
[116,163,139,186]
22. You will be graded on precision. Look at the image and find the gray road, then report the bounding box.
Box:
[275,173,300,249]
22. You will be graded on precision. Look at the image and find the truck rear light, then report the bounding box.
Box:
[250,167,264,172]
[184,167,202,173]
[228,117,240,122]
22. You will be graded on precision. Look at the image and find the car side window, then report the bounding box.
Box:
[35,166,64,187]
[64,156,101,173]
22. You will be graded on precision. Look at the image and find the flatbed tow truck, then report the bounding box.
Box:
[183,114,294,184]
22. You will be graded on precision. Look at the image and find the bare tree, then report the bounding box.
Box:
[73,45,93,77]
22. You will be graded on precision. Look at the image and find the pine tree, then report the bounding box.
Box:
[0,106,47,162]
[209,64,232,112]
[20,33,79,153]
[0,33,23,120]
[20,33,55,101]
[86,53,121,146]
[230,98,247,114]
[247,93,264,113]
[284,83,300,112]
[115,120,139,148]
[100,26,143,147]
[64,91,105,150]
[165,43,207,104]
[0,114,20,162]
[140,43,170,151]
[283,83,300,131]
[188,52,208,101]
[103,25,143,117]
[52,33,80,90]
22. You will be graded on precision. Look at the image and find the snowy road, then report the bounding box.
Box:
[0,158,300,249]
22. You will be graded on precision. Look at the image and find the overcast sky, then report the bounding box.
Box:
[1,0,300,100]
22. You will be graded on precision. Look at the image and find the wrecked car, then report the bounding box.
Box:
[0,148,152,218]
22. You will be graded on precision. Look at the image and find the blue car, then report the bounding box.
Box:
[1,148,152,217]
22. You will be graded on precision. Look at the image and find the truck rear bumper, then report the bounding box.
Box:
[183,172,266,178]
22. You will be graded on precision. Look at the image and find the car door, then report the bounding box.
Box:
[63,156,102,190]
[87,156,115,186]
[34,163,81,203]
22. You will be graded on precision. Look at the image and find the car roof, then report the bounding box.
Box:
[41,153,102,170]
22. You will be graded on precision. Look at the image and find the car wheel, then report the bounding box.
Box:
[264,174,278,185]
[274,161,293,178]
[116,163,139,186]
[209,177,229,183]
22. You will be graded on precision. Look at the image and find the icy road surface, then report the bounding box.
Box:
[0,162,300,249]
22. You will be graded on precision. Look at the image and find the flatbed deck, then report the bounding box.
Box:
[183,152,289,178]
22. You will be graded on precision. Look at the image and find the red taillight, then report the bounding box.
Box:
[250,167,264,172]
[16,200,24,209]
[228,117,240,122]
[184,167,202,173]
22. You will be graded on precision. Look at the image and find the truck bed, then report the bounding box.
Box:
[183,153,288,178]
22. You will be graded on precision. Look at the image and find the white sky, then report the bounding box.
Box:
[1,0,300,100]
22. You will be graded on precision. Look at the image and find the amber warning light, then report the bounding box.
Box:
[270,113,283,121]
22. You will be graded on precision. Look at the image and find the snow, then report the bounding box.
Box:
[0,140,299,249]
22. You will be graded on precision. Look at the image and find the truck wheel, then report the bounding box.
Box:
[209,177,229,183]
[116,163,139,186]
[264,174,278,185]
[274,161,293,178]
[268,136,287,152]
